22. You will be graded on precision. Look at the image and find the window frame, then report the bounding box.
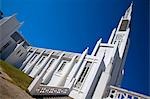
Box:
[37,56,46,65]
[57,60,67,72]
[75,61,92,89]
[29,53,38,63]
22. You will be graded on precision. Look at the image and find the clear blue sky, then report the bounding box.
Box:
[1,0,149,96]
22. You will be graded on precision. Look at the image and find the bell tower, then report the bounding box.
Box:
[108,2,132,57]
[92,3,133,99]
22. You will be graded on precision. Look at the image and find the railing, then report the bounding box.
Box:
[105,86,150,99]
[33,85,70,96]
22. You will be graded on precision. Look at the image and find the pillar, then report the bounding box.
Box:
[42,52,64,84]
[24,50,45,74]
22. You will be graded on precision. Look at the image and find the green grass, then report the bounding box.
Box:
[0,60,33,91]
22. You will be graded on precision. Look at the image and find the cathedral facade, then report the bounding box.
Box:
[0,3,149,99]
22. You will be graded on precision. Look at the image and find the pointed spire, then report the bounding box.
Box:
[84,47,89,54]
[91,38,102,56]
[124,2,133,19]
[97,38,102,43]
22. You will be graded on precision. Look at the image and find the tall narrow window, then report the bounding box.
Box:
[27,52,31,57]
[29,54,38,63]
[37,56,46,65]
[57,61,67,72]
[119,20,129,31]
[16,50,21,55]
[75,61,92,89]
[48,58,55,67]
[19,53,24,57]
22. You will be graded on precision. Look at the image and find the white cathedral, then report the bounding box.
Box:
[0,3,149,99]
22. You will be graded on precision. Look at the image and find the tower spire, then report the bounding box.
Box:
[108,3,133,45]
[124,2,133,19]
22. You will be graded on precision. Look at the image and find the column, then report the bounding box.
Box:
[92,59,113,99]
[49,55,77,86]
[108,28,116,44]
[65,48,88,87]
[24,50,45,74]
[20,48,37,70]
[31,51,54,78]
[28,52,54,93]
[42,52,64,84]
[91,38,102,56]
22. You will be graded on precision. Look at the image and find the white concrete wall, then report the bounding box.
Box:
[5,43,28,67]
[0,15,21,42]
[0,14,29,68]
[1,3,133,99]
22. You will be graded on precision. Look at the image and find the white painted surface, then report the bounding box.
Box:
[2,3,148,99]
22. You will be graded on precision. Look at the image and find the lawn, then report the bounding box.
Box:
[0,60,33,91]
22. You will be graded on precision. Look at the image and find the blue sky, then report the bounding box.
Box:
[2,0,149,96]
